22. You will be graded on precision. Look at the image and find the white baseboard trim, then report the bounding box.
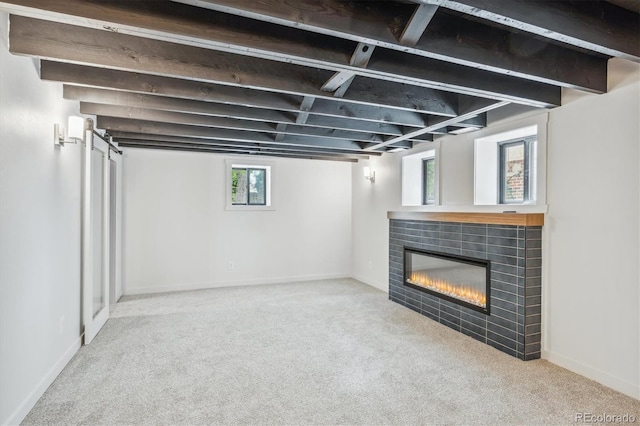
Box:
[2,337,81,426]
[543,349,640,400]
[351,274,388,293]
[123,273,351,296]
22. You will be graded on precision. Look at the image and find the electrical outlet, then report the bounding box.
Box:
[228,261,234,270]
[59,316,65,335]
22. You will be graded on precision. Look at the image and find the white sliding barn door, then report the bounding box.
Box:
[109,152,123,304]
[82,131,111,344]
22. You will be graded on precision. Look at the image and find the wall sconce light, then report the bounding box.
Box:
[449,126,480,135]
[388,147,409,153]
[363,166,375,183]
[54,116,85,146]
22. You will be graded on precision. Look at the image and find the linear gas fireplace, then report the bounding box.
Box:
[389,212,543,360]
[404,248,490,314]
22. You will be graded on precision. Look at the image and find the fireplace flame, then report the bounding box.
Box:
[407,272,487,308]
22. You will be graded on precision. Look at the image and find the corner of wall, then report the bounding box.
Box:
[2,338,81,426]
[542,349,640,400]
[543,64,640,399]
[1,28,84,424]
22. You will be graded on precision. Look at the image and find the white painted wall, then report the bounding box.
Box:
[351,112,548,291]
[122,149,352,294]
[543,59,640,399]
[0,11,636,424]
[474,125,538,205]
[352,155,402,291]
[401,148,437,206]
[351,59,640,398]
[0,13,84,425]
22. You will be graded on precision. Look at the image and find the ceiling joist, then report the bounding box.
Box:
[0,0,634,161]
[0,0,569,103]
[422,0,640,62]
[43,62,430,129]
[82,103,393,144]
[116,139,368,160]
[97,117,383,153]
[174,0,608,93]
[110,132,379,158]
[399,4,439,46]
[63,85,431,140]
[368,99,509,150]
[9,15,460,117]
[116,142,360,163]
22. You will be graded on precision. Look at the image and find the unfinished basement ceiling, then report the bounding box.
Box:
[1,0,638,162]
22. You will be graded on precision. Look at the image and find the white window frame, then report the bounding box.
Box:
[498,136,536,204]
[225,159,275,211]
[422,157,436,205]
[401,145,440,207]
[474,125,538,206]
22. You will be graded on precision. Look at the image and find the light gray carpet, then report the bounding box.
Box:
[23,279,639,425]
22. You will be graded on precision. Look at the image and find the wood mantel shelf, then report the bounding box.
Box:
[387,211,544,227]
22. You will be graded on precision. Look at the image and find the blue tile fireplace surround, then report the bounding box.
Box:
[388,212,543,360]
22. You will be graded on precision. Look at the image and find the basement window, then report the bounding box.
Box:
[226,160,273,210]
[474,125,537,205]
[499,137,535,204]
[402,146,439,206]
[232,167,266,205]
[422,158,436,205]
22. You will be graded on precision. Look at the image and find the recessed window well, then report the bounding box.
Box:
[474,125,538,206]
[402,147,439,206]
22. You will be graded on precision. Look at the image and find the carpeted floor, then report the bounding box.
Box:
[23,279,639,425]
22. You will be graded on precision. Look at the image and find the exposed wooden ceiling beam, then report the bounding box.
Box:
[43,62,429,129]
[115,138,369,159]
[0,0,567,104]
[65,85,288,127]
[607,0,640,14]
[97,117,382,152]
[418,0,640,62]
[368,99,509,150]
[63,85,433,140]
[109,132,406,155]
[117,142,360,162]
[9,15,460,117]
[295,96,316,125]
[82,103,392,144]
[173,0,606,94]
[0,0,631,161]
[109,130,383,158]
[274,123,287,143]
[447,114,487,128]
[322,42,375,99]
[399,4,439,46]
[275,95,316,143]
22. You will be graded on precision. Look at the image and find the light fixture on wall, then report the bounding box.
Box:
[449,126,480,135]
[363,166,375,183]
[388,147,409,153]
[54,116,85,146]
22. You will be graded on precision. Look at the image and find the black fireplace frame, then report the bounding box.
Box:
[403,247,491,315]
